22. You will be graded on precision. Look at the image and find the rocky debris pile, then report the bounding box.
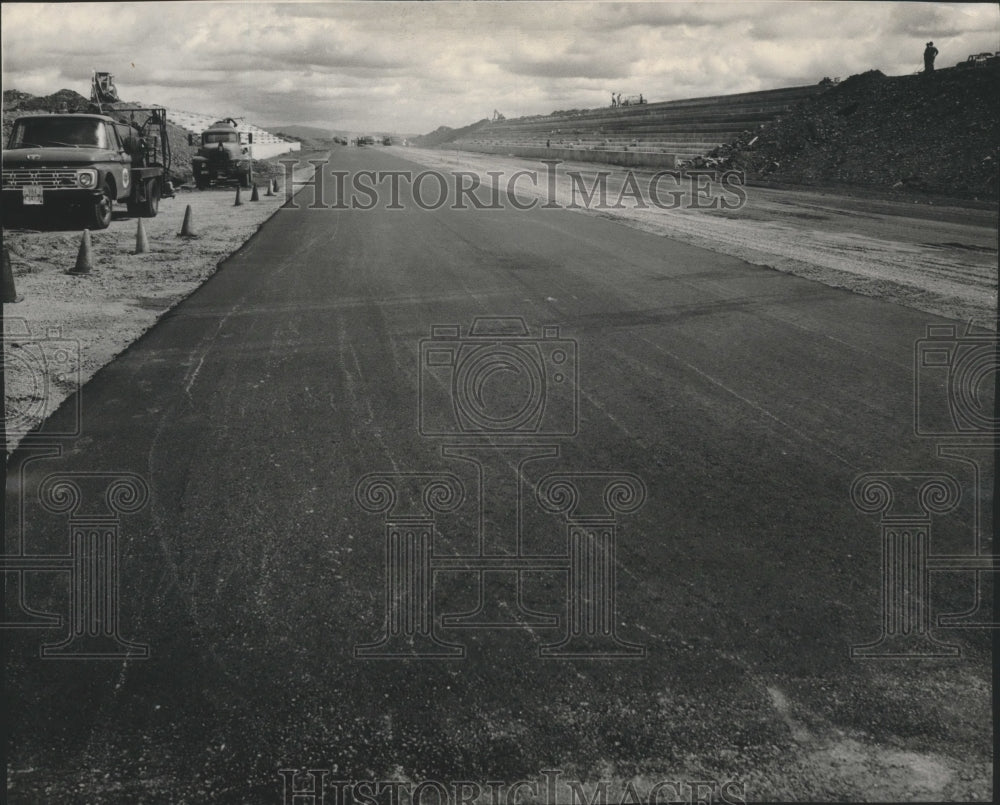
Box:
[695,67,1000,200]
[3,89,90,144]
[3,87,91,113]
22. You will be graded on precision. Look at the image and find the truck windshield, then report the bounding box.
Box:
[204,132,238,144]
[9,118,107,149]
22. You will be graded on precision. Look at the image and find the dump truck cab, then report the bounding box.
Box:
[190,118,254,188]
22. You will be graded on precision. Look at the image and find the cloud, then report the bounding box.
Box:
[888,2,999,38]
[503,54,632,81]
[3,2,997,133]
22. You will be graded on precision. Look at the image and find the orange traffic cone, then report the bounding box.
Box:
[234,186,243,206]
[134,217,149,254]
[250,183,260,202]
[265,181,274,197]
[69,230,93,275]
[271,177,279,194]
[178,204,196,237]
[2,245,23,302]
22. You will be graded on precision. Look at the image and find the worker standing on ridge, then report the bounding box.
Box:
[924,41,938,73]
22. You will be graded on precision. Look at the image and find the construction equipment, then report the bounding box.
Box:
[91,72,120,106]
[956,52,1000,69]
[2,105,175,229]
[189,118,255,189]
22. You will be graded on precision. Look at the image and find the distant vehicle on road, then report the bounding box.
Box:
[190,118,255,189]
[2,109,175,229]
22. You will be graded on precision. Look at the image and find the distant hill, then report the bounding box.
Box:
[264,124,337,141]
[410,119,489,148]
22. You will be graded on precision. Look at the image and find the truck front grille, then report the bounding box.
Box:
[2,169,79,189]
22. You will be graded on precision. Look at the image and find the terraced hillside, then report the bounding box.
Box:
[419,67,999,200]
[436,84,827,166]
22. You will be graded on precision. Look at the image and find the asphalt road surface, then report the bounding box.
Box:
[4,146,994,802]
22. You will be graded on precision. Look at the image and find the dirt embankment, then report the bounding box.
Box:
[412,66,999,201]
[709,66,1000,200]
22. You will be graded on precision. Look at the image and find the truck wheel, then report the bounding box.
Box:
[140,179,160,217]
[89,182,114,230]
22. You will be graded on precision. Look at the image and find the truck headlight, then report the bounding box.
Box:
[77,170,97,188]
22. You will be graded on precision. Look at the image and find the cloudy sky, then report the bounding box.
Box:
[2,1,998,135]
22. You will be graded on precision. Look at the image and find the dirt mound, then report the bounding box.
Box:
[3,87,91,112]
[3,89,92,144]
[2,89,35,106]
[707,66,1000,199]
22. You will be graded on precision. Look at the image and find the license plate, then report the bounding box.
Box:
[22,185,44,205]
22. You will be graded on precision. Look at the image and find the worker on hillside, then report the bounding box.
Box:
[924,41,938,73]
[611,93,617,108]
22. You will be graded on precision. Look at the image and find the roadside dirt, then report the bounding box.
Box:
[712,66,1000,201]
[395,147,998,326]
[3,153,326,451]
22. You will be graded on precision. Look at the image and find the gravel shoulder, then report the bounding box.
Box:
[395,147,998,326]
[3,152,327,451]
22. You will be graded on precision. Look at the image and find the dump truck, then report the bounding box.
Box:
[2,107,175,229]
[189,118,255,189]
